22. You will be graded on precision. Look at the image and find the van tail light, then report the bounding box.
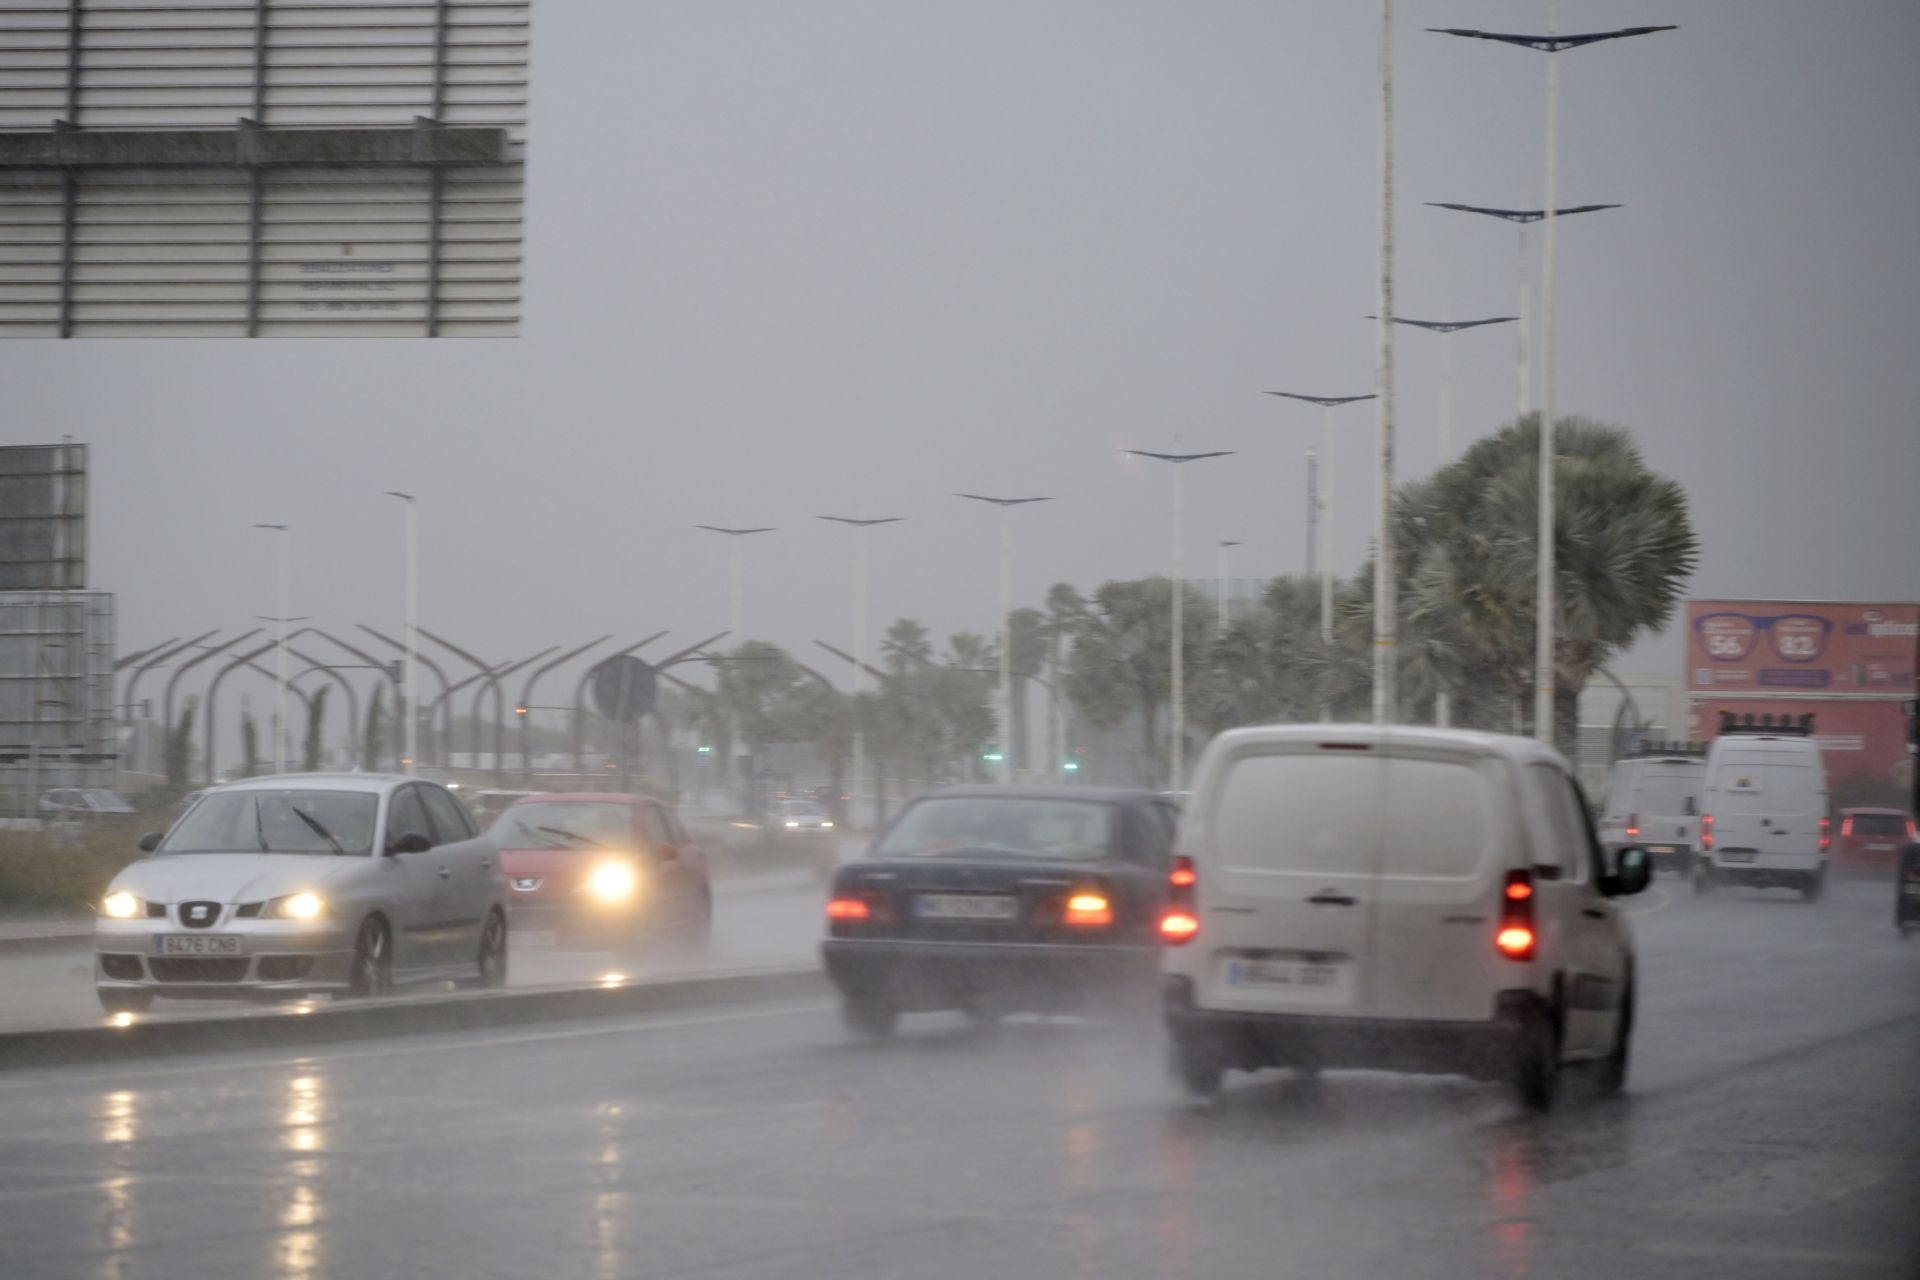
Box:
[1700,814,1714,850]
[1840,816,1854,839]
[1818,816,1831,853]
[1497,870,1535,961]
[1063,893,1113,927]
[1625,812,1640,839]
[1161,855,1199,946]
[1908,820,1918,843]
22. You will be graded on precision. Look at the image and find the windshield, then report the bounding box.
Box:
[876,797,1115,861]
[782,802,825,818]
[491,802,632,850]
[160,790,378,857]
[1851,813,1906,836]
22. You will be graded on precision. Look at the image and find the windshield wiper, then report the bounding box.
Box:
[254,802,271,852]
[290,807,345,855]
[535,825,605,849]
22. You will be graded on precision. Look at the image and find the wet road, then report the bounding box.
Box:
[1,878,1914,1279]
[0,873,827,1030]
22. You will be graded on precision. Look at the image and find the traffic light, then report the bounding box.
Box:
[1062,758,1081,773]
[696,744,713,756]
[514,704,528,718]
[981,749,1005,764]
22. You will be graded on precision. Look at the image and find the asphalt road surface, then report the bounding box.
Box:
[0,873,827,1030]
[1,877,1914,1279]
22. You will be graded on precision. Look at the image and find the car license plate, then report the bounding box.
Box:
[1224,956,1349,993]
[155,935,241,956]
[914,894,1018,921]
[1718,850,1756,863]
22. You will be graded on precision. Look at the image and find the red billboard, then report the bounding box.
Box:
[1685,600,1917,696]
[1686,696,1913,795]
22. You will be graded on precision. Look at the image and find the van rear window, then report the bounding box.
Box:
[1211,753,1492,877]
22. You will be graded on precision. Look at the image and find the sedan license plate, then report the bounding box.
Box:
[914,894,1018,922]
[155,934,241,956]
[1224,956,1348,992]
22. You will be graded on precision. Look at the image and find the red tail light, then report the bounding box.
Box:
[1063,893,1113,927]
[825,897,869,921]
[1625,812,1640,839]
[1497,870,1535,961]
[1818,816,1831,853]
[1840,815,1854,839]
[1160,912,1200,941]
[1161,855,1199,945]
[826,892,895,925]
[1908,820,1917,842]
[1700,814,1714,850]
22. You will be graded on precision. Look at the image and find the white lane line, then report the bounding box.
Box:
[0,1001,834,1092]
[1629,885,1674,918]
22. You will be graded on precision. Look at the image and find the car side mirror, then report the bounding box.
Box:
[388,831,432,856]
[137,831,163,853]
[1603,847,1652,898]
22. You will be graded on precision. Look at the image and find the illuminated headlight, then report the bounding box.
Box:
[100,891,142,919]
[264,892,330,920]
[820,821,834,829]
[584,861,639,903]
[785,820,800,829]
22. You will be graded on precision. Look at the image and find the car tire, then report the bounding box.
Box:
[840,994,898,1039]
[471,910,508,989]
[346,916,393,999]
[97,987,152,1015]
[1513,998,1561,1112]
[1169,1033,1225,1099]
[1801,868,1826,903]
[1597,972,1634,1096]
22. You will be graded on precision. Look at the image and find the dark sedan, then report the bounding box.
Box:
[821,786,1179,1036]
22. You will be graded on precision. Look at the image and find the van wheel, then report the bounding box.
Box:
[1512,1000,1561,1112]
[1800,868,1826,903]
[1169,1033,1225,1099]
[840,995,898,1039]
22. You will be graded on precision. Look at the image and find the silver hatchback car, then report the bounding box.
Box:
[94,773,508,1013]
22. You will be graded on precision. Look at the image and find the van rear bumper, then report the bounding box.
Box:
[1163,976,1534,1079]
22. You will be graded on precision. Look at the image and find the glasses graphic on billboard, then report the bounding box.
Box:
[1694,612,1834,663]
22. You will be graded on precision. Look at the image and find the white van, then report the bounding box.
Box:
[1697,725,1830,900]
[1162,725,1651,1110]
[1597,750,1705,875]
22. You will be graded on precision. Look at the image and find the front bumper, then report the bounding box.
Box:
[1163,976,1533,1079]
[822,937,1158,1013]
[505,898,646,947]
[93,918,355,998]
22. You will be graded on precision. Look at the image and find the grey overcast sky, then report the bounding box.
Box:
[4,0,1917,694]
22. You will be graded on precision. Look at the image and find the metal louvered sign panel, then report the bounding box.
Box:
[0,1,527,337]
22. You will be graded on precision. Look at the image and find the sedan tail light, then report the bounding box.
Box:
[1840,815,1855,839]
[826,892,895,925]
[1062,893,1113,927]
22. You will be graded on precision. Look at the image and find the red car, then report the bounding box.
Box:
[490,793,711,957]
[1831,807,1915,877]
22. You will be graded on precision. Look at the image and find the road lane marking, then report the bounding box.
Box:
[1628,886,1674,918]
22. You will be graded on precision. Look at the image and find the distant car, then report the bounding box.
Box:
[1831,807,1913,877]
[489,793,710,958]
[1596,751,1705,874]
[821,785,1179,1036]
[94,773,508,1014]
[776,799,835,834]
[40,787,137,818]
[1163,725,1651,1110]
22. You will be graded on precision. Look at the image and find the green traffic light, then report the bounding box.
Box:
[696,745,712,755]
[982,751,1005,763]
[1063,760,1080,772]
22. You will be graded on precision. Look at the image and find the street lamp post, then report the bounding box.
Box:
[694,525,776,642]
[817,516,905,825]
[1216,541,1241,632]
[1123,450,1232,790]
[252,523,292,772]
[1368,314,1519,462]
[1429,18,1674,743]
[1264,392,1376,718]
[956,495,1054,784]
[384,492,417,772]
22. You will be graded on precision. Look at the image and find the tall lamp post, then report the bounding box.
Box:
[956,494,1055,784]
[1429,18,1674,743]
[384,491,417,771]
[1123,449,1232,790]
[1216,541,1241,632]
[1368,314,1518,463]
[1264,392,1375,718]
[817,516,905,825]
[694,525,776,642]
[251,523,294,773]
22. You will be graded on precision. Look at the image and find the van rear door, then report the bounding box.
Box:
[1196,747,1383,1018]
[1716,748,1823,859]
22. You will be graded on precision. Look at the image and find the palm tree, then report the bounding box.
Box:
[1190,575,1325,734]
[362,685,386,774]
[1059,578,1211,785]
[1006,607,1047,777]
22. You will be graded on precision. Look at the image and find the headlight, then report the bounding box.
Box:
[821,821,834,829]
[100,891,141,919]
[263,892,329,920]
[584,861,639,903]
[785,820,800,828]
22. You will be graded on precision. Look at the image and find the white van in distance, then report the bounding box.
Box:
[1162,725,1652,1110]
[1696,716,1831,901]
[1597,746,1706,875]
